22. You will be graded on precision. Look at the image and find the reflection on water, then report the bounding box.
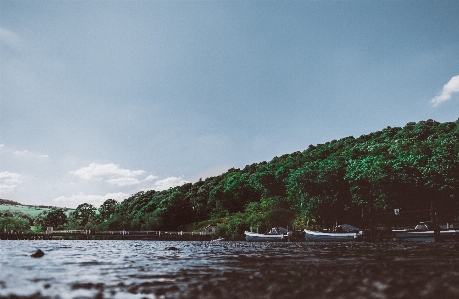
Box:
[1,240,459,298]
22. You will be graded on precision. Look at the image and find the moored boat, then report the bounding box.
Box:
[245,227,291,242]
[393,222,459,242]
[211,237,225,242]
[304,229,362,242]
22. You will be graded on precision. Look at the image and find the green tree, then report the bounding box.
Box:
[0,213,31,232]
[219,172,262,214]
[345,156,392,211]
[72,203,97,227]
[244,202,267,232]
[140,209,163,230]
[288,158,353,227]
[43,208,68,228]
[212,223,228,238]
[98,199,118,222]
[156,191,193,230]
[226,212,246,240]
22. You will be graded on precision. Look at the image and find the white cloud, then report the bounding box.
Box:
[14,150,28,155]
[106,177,141,186]
[0,171,22,193]
[431,75,459,106]
[12,148,49,160]
[71,163,145,186]
[53,192,129,208]
[143,176,189,191]
[144,175,158,181]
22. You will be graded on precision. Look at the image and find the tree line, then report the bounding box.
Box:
[1,119,458,239]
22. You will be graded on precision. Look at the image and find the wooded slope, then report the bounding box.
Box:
[100,119,459,237]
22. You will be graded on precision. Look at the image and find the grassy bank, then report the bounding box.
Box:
[0,204,74,217]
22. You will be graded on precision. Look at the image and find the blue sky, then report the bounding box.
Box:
[1,0,458,208]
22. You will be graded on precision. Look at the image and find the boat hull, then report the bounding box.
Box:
[244,232,288,242]
[394,230,459,242]
[304,229,360,242]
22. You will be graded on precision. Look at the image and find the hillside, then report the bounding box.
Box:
[92,119,458,238]
[5,119,455,238]
[0,199,22,206]
[0,199,74,218]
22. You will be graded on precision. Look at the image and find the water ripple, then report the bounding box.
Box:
[2,240,459,298]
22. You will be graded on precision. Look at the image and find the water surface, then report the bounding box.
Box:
[1,240,459,298]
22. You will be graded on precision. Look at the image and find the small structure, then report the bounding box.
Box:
[270,227,289,234]
[415,222,429,231]
[46,227,53,235]
[335,224,361,233]
[203,224,217,235]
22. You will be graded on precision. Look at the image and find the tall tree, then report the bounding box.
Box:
[288,158,353,227]
[98,199,118,222]
[72,203,97,227]
[43,208,68,228]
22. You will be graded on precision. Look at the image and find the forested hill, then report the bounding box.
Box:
[100,119,459,238]
[0,199,22,206]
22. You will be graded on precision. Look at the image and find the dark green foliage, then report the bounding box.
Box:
[288,158,353,227]
[208,171,263,216]
[212,224,228,238]
[67,119,459,234]
[98,199,118,222]
[71,203,97,227]
[35,208,68,229]
[0,199,22,205]
[0,211,33,232]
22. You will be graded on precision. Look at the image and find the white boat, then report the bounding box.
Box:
[393,230,437,242]
[245,227,291,242]
[393,223,459,242]
[392,230,459,242]
[211,237,225,242]
[245,231,289,242]
[304,229,362,242]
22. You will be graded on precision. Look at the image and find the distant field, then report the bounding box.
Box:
[0,204,75,217]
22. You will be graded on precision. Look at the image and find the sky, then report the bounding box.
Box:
[1,0,458,209]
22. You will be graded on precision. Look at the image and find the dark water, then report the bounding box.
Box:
[2,240,459,299]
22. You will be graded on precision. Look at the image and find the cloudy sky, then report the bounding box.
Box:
[1,1,458,208]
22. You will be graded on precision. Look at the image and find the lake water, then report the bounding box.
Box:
[2,240,459,299]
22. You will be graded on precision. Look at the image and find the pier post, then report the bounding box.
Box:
[431,202,440,242]
[368,207,374,241]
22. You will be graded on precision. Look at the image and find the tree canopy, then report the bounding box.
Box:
[97,119,458,237]
[3,119,458,238]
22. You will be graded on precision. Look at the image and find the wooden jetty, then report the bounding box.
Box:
[360,202,459,242]
[0,230,212,241]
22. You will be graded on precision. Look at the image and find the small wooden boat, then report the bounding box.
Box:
[304,229,362,242]
[245,227,291,242]
[393,222,459,242]
[244,231,290,242]
[211,237,225,242]
[393,230,436,242]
